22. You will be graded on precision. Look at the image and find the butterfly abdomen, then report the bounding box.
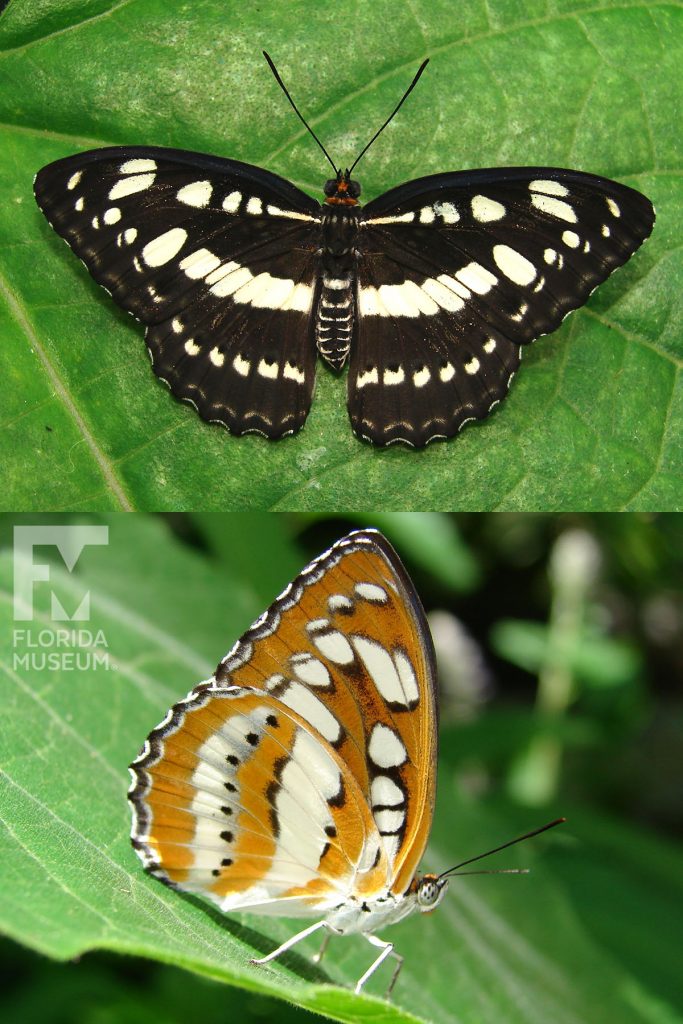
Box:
[316,204,361,369]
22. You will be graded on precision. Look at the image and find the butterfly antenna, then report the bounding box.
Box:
[263,51,339,176]
[348,58,430,176]
[439,818,566,878]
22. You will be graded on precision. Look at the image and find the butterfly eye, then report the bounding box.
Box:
[416,874,447,911]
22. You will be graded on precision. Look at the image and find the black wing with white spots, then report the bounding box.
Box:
[35,144,654,448]
[34,146,322,439]
[352,167,655,446]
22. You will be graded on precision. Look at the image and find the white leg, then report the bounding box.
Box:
[312,930,332,964]
[250,920,327,966]
[355,933,403,996]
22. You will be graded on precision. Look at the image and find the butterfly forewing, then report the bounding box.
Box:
[353,168,655,445]
[34,146,322,438]
[129,530,438,916]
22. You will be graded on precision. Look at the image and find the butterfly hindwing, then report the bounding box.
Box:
[352,167,655,445]
[34,146,322,437]
[129,684,386,916]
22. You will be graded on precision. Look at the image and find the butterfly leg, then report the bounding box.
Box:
[355,934,403,996]
[311,931,332,964]
[250,920,327,967]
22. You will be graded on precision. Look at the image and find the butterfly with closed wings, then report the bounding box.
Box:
[128,528,564,995]
[34,54,654,446]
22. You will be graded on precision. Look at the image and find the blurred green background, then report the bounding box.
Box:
[2,512,682,1024]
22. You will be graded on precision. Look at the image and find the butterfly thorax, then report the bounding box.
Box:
[316,177,362,370]
[325,890,418,936]
[325,872,447,936]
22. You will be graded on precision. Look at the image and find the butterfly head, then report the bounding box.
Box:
[413,872,449,914]
[324,170,361,205]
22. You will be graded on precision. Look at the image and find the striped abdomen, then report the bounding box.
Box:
[315,275,354,370]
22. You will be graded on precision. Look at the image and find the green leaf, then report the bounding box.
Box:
[1,2,680,510]
[491,618,641,688]
[2,515,682,1022]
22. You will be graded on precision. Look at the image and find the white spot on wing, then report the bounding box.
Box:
[142,227,187,266]
[440,362,455,382]
[281,283,313,312]
[290,653,332,687]
[177,180,213,208]
[465,357,480,374]
[413,366,431,387]
[375,808,405,833]
[120,158,157,174]
[223,191,241,213]
[292,729,341,801]
[456,262,498,295]
[103,207,121,225]
[209,265,252,297]
[379,284,420,317]
[279,682,341,743]
[371,776,404,807]
[368,723,407,768]
[544,248,557,264]
[422,277,465,312]
[283,361,305,384]
[353,636,417,708]
[246,196,262,215]
[606,197,620,217]
[434,200,459,223]
[419,206,435,224]
[493,244,537,286]
[439,273,471,301]
[257,358,278,379]
[180,248,222,279]
[109,173,155,200]
[233,354,250,377]
[562,230,580,248]
[366,211,414,225]
[237,272,297,309]
[210,347,224,367]
[484,338,497,354]
[531,194,577,222]
[67,171,82,190]
[529,179,569,197]
[356,366,379,387]
[471,195,506,222]
[355,583,388,603]
[266,205,316,221]
[312,630,355,665]
[184,339,200,356]
[74,197,84,212]
[358,287,384,317]
[383,367,405,385]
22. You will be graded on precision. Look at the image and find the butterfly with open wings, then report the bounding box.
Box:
[128,529,563,995]
[34,55,654,446]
